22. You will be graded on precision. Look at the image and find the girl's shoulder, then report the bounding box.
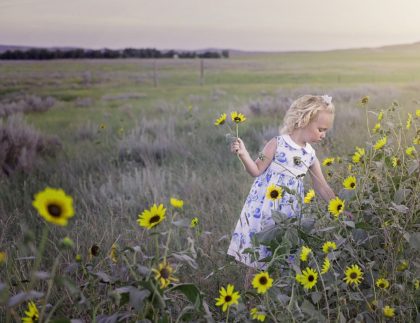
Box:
[277,134,316,156]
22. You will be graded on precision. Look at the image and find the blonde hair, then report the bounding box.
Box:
[280,95,335,134]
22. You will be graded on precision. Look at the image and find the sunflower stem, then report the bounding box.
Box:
[39,258,60,322]
[163,210,176,263]
[28,225,49,291]
[225,306,230,323]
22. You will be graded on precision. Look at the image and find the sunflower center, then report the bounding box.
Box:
[90,245,100,256]
[225,295,232,302]
[308,275,314,282]
[47,204,62,217]
[350,183,355,188]
[350,272,358,279]
[149,215,161,224]
[259,277,268,285]
[234,117,241,122]
[270,191,279,199]
[337,204,342,211]
[379,283,385,288]
[160,268,170,279]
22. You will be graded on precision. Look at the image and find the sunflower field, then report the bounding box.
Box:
[0,51,420,322]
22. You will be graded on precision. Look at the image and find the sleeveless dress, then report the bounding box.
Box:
[227,134,316,268]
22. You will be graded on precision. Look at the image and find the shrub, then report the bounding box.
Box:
[0,115,61,176]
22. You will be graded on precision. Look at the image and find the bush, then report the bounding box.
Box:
[0,115,61,176]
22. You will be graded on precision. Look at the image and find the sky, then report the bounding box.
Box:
[1,0,420,52]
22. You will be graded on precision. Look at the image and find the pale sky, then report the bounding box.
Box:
[1,0,420,51]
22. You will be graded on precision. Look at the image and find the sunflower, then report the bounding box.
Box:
[383,305,395,318]
[137,204,166,229]
[391,156,400,168]
[231,111,246,123]
[377,110,384,121]
[250,307,266,322]
[215,284,240,312]
[360,96,369,105]
[397,260,408,271]
[375,278,390,289]
[0,251,7,264]
[414,279,419,290]
[372,123,381,133]
[344,264,363,286]
[322,241,337,254]
[304,189,315,204]
[252,272,273,294]
[406,146,415,157]
[352,147,365,163]
[99,123,106,130]
[406,113,412,129]
[89,244,100,259]
[214,113,227,126]
[32,187,74,226]
[22,301,39,323]
[373,136,387,150]
[152,261,179,289]
[417,109,420,117]
[266,184,283,201]
[190,217,199,228]
[328,197,345,217]
[170,197,184,209]
[59,236,74,249]
[109,243,118,263]
[322,157,335,166]
[321,257,331,274]
[343,176,357,190]
[413,135,420,145]
[296,267,318,290]
[300,246,312,262]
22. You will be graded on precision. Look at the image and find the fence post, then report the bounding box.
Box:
[200,59,204,85]
[153,59,158,87]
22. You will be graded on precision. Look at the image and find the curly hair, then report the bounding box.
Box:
[280,95,335,134]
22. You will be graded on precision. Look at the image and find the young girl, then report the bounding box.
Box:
[227,95,337,273]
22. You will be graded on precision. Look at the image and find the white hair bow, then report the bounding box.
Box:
[321,95,332,105]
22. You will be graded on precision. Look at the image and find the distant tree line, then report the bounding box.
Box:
[0,48,229,60]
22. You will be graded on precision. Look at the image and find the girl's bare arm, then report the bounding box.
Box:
[231,137,277,177]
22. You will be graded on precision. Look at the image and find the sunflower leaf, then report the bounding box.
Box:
[408,232,420,250]
[7,290,44,307]
[172,219,191,228]
[167,283,203,310]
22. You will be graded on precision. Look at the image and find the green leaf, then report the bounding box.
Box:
[0,283,9,306]
[300,299,326,321]
[393,188,411,204]
[255,224,284,244]
[343,221,355,228]
[409,232,420,250]
[408,160,419,175]
[390,202,409,214]
[167,283,203,310]
[172,219,191,228]
[171,253,198,270]
[311,291,322,304]
[7,290,44,307]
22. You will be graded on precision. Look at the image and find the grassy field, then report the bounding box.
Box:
[0,44,419,321]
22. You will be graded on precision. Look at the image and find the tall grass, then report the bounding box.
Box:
[0,52,419,321]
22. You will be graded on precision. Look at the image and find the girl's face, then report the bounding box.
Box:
[303,111,334,143]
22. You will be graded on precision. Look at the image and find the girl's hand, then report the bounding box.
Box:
[230,137,247,156]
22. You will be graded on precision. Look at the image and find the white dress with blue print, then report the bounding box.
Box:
[227,134,316,268]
